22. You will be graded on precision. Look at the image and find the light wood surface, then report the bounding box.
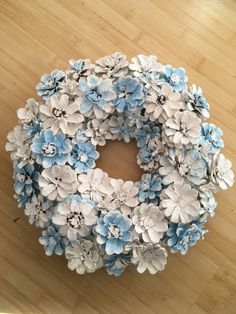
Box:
[1,0,236,313]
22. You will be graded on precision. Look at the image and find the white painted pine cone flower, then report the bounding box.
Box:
[52,197,98,240]
[40,94,84,136]
[77,168,113,203]
[108,179,140,216]
[95,52,129,79]
[132,243,167,274]
[129,54,162,88]
[209,153,234,190]
[39,165,77,201]
[145,83,183,123]
[164,110,201,146]
[65,239,103,274]
[161,183,200,223]
[85,118,113,146]
[5,125,29,161]
[132,203,168,243]
[24,194,52,228]
[17,98,39,123]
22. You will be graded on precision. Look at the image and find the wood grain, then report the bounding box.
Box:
[0,0,236,313]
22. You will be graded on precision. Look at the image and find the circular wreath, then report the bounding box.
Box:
[6,53,234,276]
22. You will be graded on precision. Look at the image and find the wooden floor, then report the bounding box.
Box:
[0,0,236,313]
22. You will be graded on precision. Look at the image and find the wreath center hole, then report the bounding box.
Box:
[96,140,144,182]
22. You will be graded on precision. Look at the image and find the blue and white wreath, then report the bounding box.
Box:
[6,53,234,276]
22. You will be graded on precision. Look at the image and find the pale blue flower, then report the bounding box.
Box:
[39,225,69,256]
[186,85,209,119]
[36,69,65,100]
[31,130,71,168]
[13,163,39,197]
[78,75,115,117]
[104,253,131,276]
[200,123,224,154]
[136,144,159,170]
[163,66,187,92]
[68,140,99,173]
[138,173,162,205]
[95,211,132,255]
[113,76,144,113]
[165,219,207,255]
[135,121,160,147]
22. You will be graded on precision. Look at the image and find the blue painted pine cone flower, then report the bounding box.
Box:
[68,140,99,173]
[31,129,72,168]
[113,75,144,113]
[138,173,162,205]
[165,219,207,255]
[185,84,209,120]
[135,121,160,148]
[36,69,65,100]
[95,211,132,255]
[104,253,131,276]
[13,163,39,198]
[163,66,187,92]
[39,225,70,256]
[78,75,116,119]
[199,123,224,155]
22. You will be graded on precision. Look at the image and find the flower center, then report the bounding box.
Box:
[16,172,26,182]
[142,180,150,190]
[157,95,167,105]
[141,216,155,229]
[180,235,191,245]
[47,79,54,87]
[52,108,66,118]
[42,143,57,157]
[87,88,102,103]
[170,73,180,85]
[79,153,88,163]
[178,164,190,176]
[67,212,84,228]
[108,224,122,238]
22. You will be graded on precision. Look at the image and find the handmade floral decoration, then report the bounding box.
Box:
[6,53,234,276]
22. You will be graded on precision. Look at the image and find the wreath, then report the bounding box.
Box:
[6,53,234,276]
